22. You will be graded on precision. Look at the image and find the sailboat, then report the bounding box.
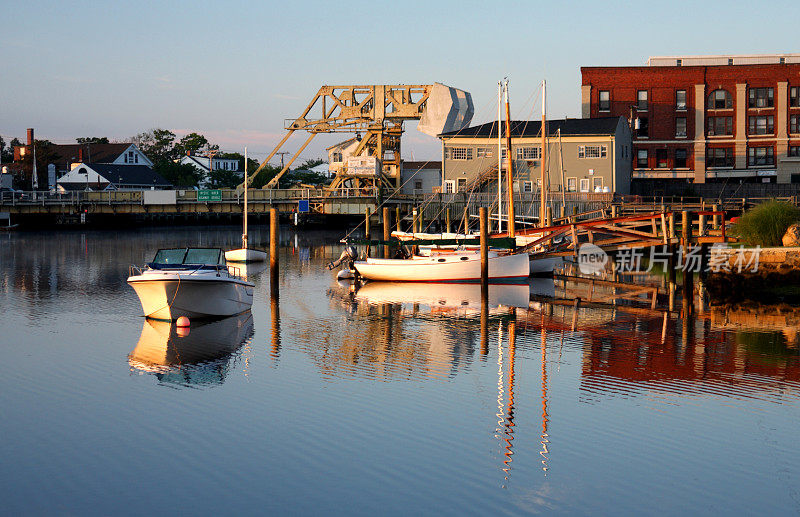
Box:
[225,147,267,263]
[492,79,557,275]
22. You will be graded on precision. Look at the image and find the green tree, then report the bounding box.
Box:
[154,161,204,188]
[175,132,209,156]
[132,128,178,165]
[76,137,110,144]
[208,168,241,188]
[299,158,324,169]
[250,163,282,189]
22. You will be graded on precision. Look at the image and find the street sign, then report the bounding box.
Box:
[198,189,222,201]
[298,200,310,213]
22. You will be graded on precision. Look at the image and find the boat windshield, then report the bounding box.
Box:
[152,248,224,265]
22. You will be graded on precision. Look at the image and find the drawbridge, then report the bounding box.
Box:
[246,83,473,193]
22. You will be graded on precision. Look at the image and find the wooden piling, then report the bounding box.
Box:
[546,206,553,227]
[698,213,706,237]
[681,211,690,248]
[446,208,451,234]
[611,205,618,219]
[669,212,675,240]
[412,208,418,234]
[383,206,390,259]
[270,207,279,289]
[712,204,720,230]
[395,206,401,232]
[462,207,469,233]
[365,207,371,257]
[480,207,488,287]
[560,205,566,220]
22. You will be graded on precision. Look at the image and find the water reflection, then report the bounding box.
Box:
[128,312,254,387]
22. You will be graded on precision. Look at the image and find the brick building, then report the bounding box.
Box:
[581,54,800,189]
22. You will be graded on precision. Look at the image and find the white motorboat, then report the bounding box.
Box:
[226,147,268,263]
[353,251,529,283]
[128,248,254,320]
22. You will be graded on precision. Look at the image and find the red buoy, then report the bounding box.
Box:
[176,316,190,327]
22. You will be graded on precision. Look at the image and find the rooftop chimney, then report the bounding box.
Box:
[27,128,34,146]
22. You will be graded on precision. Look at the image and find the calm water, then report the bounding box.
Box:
[1,226,799,515]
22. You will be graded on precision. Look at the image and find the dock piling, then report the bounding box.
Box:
[383,207,390,259]
[446,208,451,234]
[365,207,371,257]
[270,207,279,290]
[480,207,488,288]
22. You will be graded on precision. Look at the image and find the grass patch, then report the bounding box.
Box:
[730,200,800,247]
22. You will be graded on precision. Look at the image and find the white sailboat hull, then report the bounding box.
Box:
[353,252,529,283]
[225,248,268,263]
[529,255,559,274]
[128,272,254,320]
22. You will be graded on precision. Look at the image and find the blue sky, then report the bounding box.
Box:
[2,0,798,163]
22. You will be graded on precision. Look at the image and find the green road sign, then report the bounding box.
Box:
[198,189,222,201]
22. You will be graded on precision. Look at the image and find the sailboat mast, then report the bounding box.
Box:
[243,147,248,250]
[503,79,516,238]
[540,80,548,228]
[497,81,503,234]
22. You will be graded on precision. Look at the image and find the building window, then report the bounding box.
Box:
[676,90,687,110]
[444,180,455,193]
[780,57,786,64]
[516,147,540,160]
[636,149,648,168]
[476,147,493,159]
[707,116,733,136]
[522,181,533,193]
[332,152,342,162]
[748,147,774,166]
[443,148,449,159]
[599,90,610,111]
[676,59,682,66]
[414,180,423,190]
[675,149,688,168]
[566,177,577,192]
[728,58,734,65]
[592,177,603,191]
[748,115,775,135]
[675,117,687,137]
[580,179,590,193]
[707,89,732,109]
[655,149,668,168]
[748,88,774,108]
[500,147,508,160]
[636,117,649,138]
[791,115,800,134]
[450,147,472,160]
[637,90,648,111]
[791,87,800,108]
[457,178,467,192]
[789,146,800,157]
[134,154,139,164]
[707,148,734,168]
[578,145,607,159]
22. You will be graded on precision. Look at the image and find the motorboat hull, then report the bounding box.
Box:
[127,275,254,320]
[353,252,529,283]
[224,248,268,263]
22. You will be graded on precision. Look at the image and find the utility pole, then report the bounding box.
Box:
[276,152,290,169]
[207,145,218,187]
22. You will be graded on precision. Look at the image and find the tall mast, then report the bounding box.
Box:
[497,80,503,234]
[540,80,548,227]
[503,79,516,238]
[242,147,248,250]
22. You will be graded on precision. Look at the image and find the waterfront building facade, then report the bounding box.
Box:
[581,54,800,188]
[439,117,631,195]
